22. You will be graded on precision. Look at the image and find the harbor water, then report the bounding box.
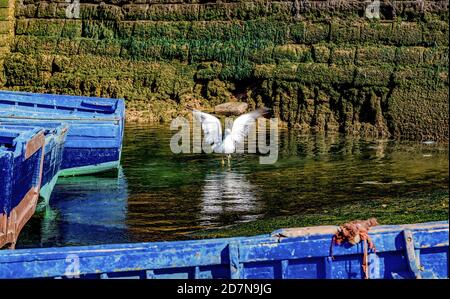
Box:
[17,124,449,248]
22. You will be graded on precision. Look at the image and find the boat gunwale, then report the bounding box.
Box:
[0,221,447,279]
[0,115,122,122]
[0,91,125,115]
[1,221,447,261]
[0,127,45,158]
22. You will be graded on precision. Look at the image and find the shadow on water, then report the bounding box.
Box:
[16,124,449,248]
[17,168,129,248]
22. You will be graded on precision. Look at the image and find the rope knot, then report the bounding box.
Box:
[329,218,378,279]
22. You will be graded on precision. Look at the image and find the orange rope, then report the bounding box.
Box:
[329,218,378,279]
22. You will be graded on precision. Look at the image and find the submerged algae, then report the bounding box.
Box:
[192,189,449,239]
[16,124,449,247]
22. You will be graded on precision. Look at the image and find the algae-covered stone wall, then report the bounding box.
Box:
[0,0,15,85]
[0,0,448,140]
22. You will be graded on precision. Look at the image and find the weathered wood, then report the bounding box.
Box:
[0,221,447,279]
[0,90,125,176]
[0,126,45,249]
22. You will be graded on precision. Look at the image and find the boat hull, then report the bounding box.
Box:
[0,127,45,249]
[0,221,447,278]
[0,122,69,206]
[0,91,125,177]
[38,174,59,207]
[58,160,120,177]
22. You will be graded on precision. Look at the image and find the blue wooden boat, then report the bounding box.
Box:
[0,221,447,279]
[0,122,68,206]
[0,126,45,249]
[0,90,125,177]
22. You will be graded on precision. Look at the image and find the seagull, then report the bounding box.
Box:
[189,107,269,166]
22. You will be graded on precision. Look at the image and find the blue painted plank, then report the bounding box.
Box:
[0,122,68,192]
[0,91,125,176]
[0,221,447,279]
[0,127,45,248]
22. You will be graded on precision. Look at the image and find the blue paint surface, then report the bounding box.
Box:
[0,90,125,175]
[61,147,120,169]
[0,221,447,279]
[0,122,68,189]
[0,127,44,215]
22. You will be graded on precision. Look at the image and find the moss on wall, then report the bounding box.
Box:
[1,0,449,140]
[0,0,15,86]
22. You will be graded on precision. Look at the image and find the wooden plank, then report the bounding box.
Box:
[24,130,44,159]
[324,257,333,279]
[229,241,241,279]
[368,252,380,279]
[403,230,422,279]
[281,260,288,279]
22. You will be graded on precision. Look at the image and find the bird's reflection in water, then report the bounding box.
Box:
[199,170,262,226]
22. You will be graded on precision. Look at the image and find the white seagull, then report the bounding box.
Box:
[190,107,269,166]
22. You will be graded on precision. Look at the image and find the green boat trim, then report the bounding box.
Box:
[36,174,60,211]
[36,161,121,211]
[58,161,120,177]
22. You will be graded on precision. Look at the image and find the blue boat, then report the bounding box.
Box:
[0,221,447,278]
[0,122,68,206]
[0,90,125,177]
[0,126,45,249]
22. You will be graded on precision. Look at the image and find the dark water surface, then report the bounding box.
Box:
[18,124,449,248]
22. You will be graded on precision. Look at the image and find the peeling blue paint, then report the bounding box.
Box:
[0,221,447,279]
[0,127,44,214]
[0,122,68,205]
[0,90,125,176]
[0,126,45,248]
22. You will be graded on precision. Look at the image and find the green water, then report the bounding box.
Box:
[17,124,449,248]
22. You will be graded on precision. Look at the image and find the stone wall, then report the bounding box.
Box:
[0,0,448,140]
[0,0,15,85]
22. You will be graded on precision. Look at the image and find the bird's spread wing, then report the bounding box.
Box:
[230,108,268,145]
[192,109,222,150]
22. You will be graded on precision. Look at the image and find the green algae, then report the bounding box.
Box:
[192,189,449,239]
[1,1,449,140]
[15,123,449,247]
